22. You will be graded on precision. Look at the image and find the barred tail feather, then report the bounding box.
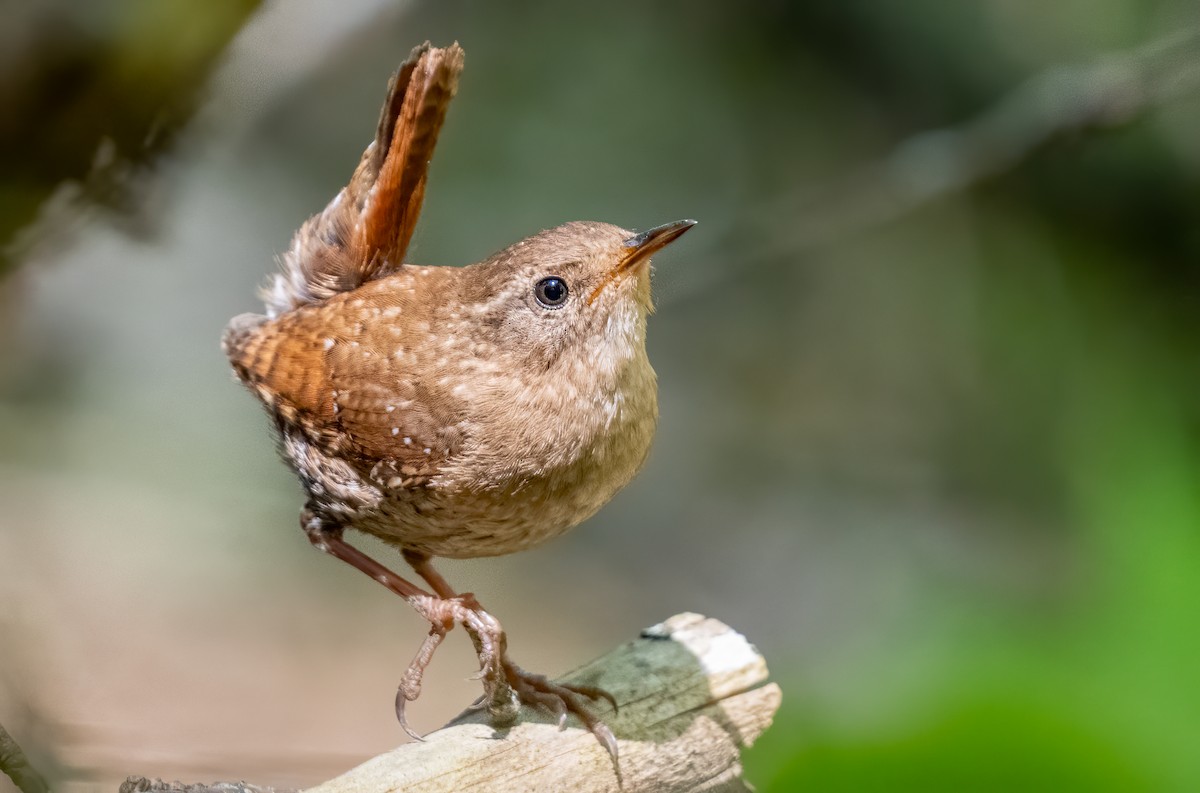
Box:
[261,42,464,318]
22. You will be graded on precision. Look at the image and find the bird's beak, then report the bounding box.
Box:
[616,219,697,274]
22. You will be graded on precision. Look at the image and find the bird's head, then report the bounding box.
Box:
[466,219,695,376]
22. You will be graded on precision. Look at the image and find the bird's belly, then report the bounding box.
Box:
[360,484,587,558]
[358,417,655,558]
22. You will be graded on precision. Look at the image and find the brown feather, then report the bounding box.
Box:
[350,42,464,272]
[260,43,464,317]
[228,271,468,484]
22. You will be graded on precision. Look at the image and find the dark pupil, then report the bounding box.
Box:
[536,277,568,306]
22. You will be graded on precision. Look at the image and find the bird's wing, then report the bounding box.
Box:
[325,334,465,488]
[227,282,467,488]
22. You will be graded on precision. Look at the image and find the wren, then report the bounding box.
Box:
[222,42,693,756]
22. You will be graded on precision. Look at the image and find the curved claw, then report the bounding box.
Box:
[591,721,619,768]
[395,688,425,742]
[591,721,622,787]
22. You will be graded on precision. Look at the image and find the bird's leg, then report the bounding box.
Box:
[400,548,456,599]
[402,549,619,761]
[302,510,500,739]
[402,549,518,723]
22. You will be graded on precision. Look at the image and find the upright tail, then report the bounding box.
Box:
[261,42,465,317]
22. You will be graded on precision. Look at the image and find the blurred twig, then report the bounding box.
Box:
[684,25,1200,298]
[808,27,1200,232]
[0,722,49,793]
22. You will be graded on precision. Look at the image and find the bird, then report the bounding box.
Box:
[221,42,694,757]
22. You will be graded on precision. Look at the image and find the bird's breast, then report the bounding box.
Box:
[363,354,658,558]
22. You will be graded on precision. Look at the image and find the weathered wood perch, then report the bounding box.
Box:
[309,613,779,793]
[126,613,780,793]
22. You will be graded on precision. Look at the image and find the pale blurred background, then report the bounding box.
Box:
[3,1,1200,791]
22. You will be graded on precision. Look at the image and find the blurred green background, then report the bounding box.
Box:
[2,1,1199,791]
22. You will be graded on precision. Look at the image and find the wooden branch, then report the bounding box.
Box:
[122,614,779,793]
[305,613,780,793]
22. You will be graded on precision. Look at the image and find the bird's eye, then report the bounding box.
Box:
[534,277,569,308]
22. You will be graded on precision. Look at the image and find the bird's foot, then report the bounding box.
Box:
[397,592,517,739]
[493,657,620,761]
[397,594,619,762]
